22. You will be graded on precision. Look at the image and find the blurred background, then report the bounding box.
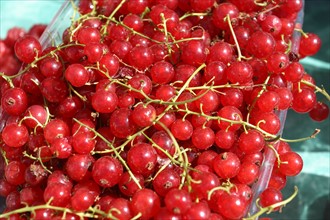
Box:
[0,0,329,219]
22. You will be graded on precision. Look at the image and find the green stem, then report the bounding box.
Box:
[73,118,143,189]
[244,186,299,220]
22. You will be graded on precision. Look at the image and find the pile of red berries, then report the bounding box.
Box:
[0,0,329,219]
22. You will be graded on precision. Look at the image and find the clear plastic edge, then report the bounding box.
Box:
[247,1,305,217]
[39,0,73,48]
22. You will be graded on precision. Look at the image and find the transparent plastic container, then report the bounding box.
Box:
[0,0,305,218]
[40,2,306,218]
[248,3,305,217]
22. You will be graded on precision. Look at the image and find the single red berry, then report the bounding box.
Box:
[131,103,156,127]
[1,87,28,116]
[43,119,70,144]
[291,88,317,113]
[65,63,90,87]
[150,61,175,84]
[43,183,71,207]
[152,168,180,197]
[109,108,137,138]
[2,123,29,148]
[118,172,144,197]
[14,35,42,63]
[247,31,275,59]
[226,61,253,84]
[212,3,239,30]
[215,130,236,150]
[128,46,154,70]
[279,151,303,176]
[217,191,247,219]
[165,188,192,215]
[5,161,27,185]
[127,143,157,177]
[213,152,241,179]
[194,90,220,113]
[99,53,120,77]
[170,119,193,141]
[217,106,243,131]
[299,33,322,57]
[91,90,118,113]
[39,56,63,78]
[130,189,161,220]
[92,156,123,187]
[259,187,283,210]
[309,102,329,122]
[238,129,265,154]
[65,154,94,182]
[191,126,215,150]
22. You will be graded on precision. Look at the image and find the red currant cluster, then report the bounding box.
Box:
[0,0,329,219]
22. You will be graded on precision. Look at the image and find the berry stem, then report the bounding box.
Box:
[226,14,243,61]
[281,128,321,143]
[0,149,9,165]
[243,186,299,220]
[0,202,118,219]
[301,80,330,101]
[156,121,192,190]
[266,143,281,168]
[22,150,52,174]
[207,181,234,200]
[179,12,210,21]
[73,118,143,189]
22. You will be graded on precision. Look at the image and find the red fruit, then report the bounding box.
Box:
[279,151,303,176]
[247,31,275,59]
[127,73,152,99]
[150,60,175,84]
[309,102,329,122]
[65,154,94,182]
[109,108,137,138]
[217,192,247,219]
[212,3,239,30]
[92,156,123,187]
[194,90,220,113]
[170,119,193,141]
[118,172,144,197]
[131,103,156,127]
[77,27,101,44]
[14,35,42,63]
[5,161,27,185]
[184,201,211,220]
[213,152,241,179]
[191,126,215,150]
[109,198,133,220]
[91,90,118,113]
[43,119,70,144]
[1,87,28,116]
[299,33,321,57]
[130,189,161,220]
[127,143,157,177]
[181,40,207,67]
[43,183,71,207]
[152,168,180,197]
[238,129,265,154]
[128,46,154,70]
[292,88,317,113]
[39,56,63,78]
[2,123,29,148]
[217,106,243,131]
[226,61,253,84]
[65,63,90,87]
[99,53,120,77]
[259,187,283,210]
